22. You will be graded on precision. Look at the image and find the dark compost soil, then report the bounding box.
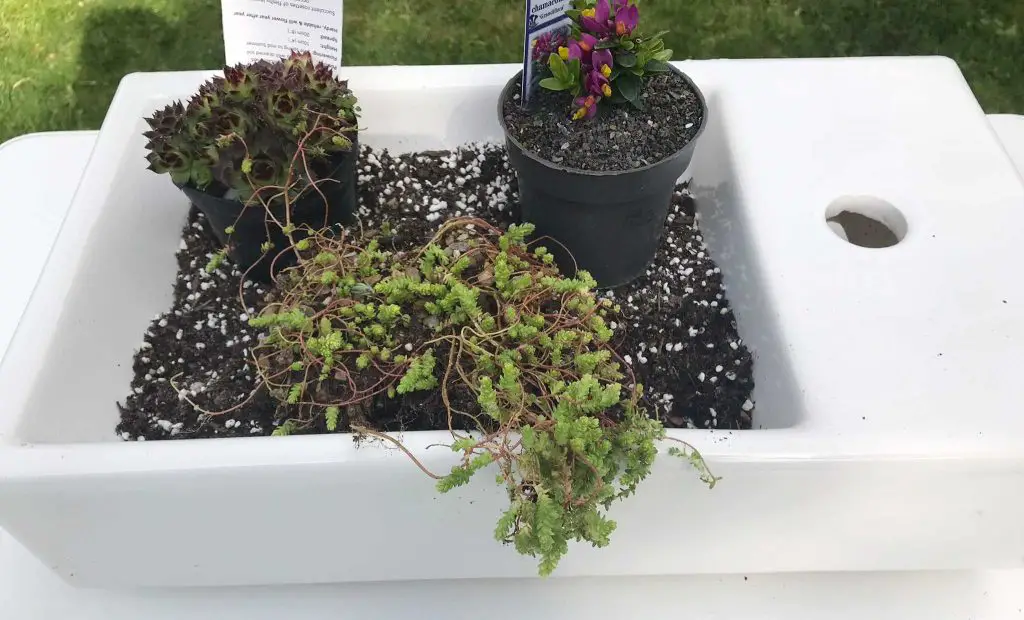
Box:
[116,143,754,441]
[501,71,704,172]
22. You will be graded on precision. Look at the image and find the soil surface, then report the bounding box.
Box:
[502,70,704,172]
[117,143,753,440]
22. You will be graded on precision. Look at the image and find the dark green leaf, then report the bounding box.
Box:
[630,67,644,76]
[607,91,627,105]
[620,39,635,51]
[616,52,637,68]
[655,49,673,62]
[595,39,618,50]
[617,72,641,102]
[609,67,622,80]
[568,58,582,76]
[644,59,671,73]
[629,96,646,111]
[540,77,571,91]
[566,9,581,19]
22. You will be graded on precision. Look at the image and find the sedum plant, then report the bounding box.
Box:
[540,0,672,120]
[248,217,718,575]
[143,51,359,205]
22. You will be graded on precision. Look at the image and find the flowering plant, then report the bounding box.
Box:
[538,0,672,120]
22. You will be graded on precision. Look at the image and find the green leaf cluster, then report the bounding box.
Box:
[397,349,439,394]
[539,53,583,94]
[249,217,718,577]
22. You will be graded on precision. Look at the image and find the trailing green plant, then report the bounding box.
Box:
[248,216,718,576]
[143,51,359,206]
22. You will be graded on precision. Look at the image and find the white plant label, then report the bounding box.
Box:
[521,0,574,104]
[221,0,343,70]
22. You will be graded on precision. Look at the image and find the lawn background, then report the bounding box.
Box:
[0,0,1022,144]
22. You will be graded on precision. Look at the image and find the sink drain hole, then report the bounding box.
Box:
[825,196,907,248]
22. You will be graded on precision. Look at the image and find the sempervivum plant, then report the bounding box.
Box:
[143,51,359,206]
[539,0,672,120]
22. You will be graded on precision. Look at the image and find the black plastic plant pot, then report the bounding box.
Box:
[499,67,708,288]
[178,136,359,283]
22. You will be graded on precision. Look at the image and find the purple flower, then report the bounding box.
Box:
[585,70,612,98]
[615,4,639,36]
[560,34,596,63]
[577,33,597,54]
[572,95,599,121]
[563,40,584,62]
[592,49,614,77]
[580,0,612,34]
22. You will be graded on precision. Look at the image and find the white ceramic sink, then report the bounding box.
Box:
[0,58,1022,588]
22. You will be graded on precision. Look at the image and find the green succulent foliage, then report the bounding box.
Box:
[325,406,341,432]
[667,445,722,489]
[272,419,298,436]
[440,375,667,576]
[249,218,717,577]
[397,349,439,394]
[142,51,359,205]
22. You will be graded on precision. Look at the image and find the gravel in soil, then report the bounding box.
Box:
[116,143,753,441]
[501,71,704,172]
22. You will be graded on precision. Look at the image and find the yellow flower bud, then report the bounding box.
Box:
[558,46,569,60]
[581,8,596,18]
[573,108,587,121]
[602,84,612,97]
[601,64,612,78]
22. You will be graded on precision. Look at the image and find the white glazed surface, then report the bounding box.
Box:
[3,527,1023,620]
[2,127,1024,618]
[990,114,1024,182]
[0,132,97,367]
[0,60,1023,587]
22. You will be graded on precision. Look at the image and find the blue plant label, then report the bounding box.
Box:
[521,0,574,105]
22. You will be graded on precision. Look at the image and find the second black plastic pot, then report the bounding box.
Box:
[178,135,359,283]
[499,67,708,288]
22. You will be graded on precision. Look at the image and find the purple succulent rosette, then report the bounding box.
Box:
[537,0,673,120]
[143,51,359,205]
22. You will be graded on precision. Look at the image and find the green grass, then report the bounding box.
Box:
[1,0,1022,143]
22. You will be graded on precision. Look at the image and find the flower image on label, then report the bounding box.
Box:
[521,0,574,104]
